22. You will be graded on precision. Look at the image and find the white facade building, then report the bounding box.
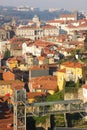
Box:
[22,43,42,57]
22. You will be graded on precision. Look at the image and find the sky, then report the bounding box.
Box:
[0,0,87,11]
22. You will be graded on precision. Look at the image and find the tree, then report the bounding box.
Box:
[4,48,10,59]
[46,91,64,102]
[75,78,80,89]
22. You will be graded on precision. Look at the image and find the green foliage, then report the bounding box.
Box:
[65,78,83,93]
[46,91,64,102]
[54,114,65,127]
[75,78,80,88]
[65,87,78,93]
[33,116,48,125]
[70,50,76,57]
[4,48,10,59]
[65,80,77,93]
[65,80,76,88]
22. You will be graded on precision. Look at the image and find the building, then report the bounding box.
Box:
[28,65,49,79]
[82,83,87,103]
[0,80,24,96]
[57,61,86,90]
[59,12,78,21]
[29,75,57,95]
[6,57,18,69]
[37,56,49,65]
[16,15,59,40]
[17,6,39,12]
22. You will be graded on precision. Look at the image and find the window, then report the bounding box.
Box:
[1,90,5,94]
[2,85,4,89]
[7,85,10,89]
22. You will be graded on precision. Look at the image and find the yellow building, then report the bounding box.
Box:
[0,80,24,97]
[18,63,27,70]
[57,68,66,91]
[7,57,18,69]
[57,61,86,91]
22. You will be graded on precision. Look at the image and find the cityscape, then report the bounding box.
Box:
[0,1,87,130]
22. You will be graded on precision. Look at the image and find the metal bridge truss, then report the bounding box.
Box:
[26,99,85,117]
[13,89,86,130]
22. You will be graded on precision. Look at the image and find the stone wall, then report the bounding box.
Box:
[64,88,83,101]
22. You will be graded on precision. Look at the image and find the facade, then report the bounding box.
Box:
[0,27,10,40]
[42,25,59,36]
[0,19,16,41]
[82,83,87,103]
[48,57,55,64]
[60,61,86,81]
[29,76,57,95]
[26,54,39,67]
[57,61,86,91]
[59,12,78,21]
[0,80,24,96]
[16,25,59,40]
[10,43,22,56]
[28,65,49,79]
[37,56,49,65]
[6,57,18,69]
[22,42,42,56]
[16,26,43,40]
[57,69,66,91]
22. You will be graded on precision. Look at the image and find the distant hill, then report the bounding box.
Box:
[0,6,70,21]
[0,6,85,24]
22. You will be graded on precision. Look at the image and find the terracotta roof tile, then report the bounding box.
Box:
[58,68,66,73]
[29,65,49,70]
[61,61,86,68]
[42,24,57,29]
[0,80,24,90]
[27,92,46,99]
[30,76,57,91]
[82,84,87,89]
[47,19,64,24]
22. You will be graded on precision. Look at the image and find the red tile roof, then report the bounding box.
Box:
[27,92,46,99]
[34,40,55,48]
[58,68,66,73]
[60,13,76,18]
[61,61,86,68]
[0,80,24,90]
[37,56,46,61]
[42,24,57,29]
[29,65,49,70]
[82,84,87,89]
[47,19,64,24]
[30,76,57,91]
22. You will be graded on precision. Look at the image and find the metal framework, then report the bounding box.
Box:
[13,89,86,130]
[26,99,84,117]
[14,89,26,130]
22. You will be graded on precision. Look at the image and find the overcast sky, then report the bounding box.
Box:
[0,0,87,11]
